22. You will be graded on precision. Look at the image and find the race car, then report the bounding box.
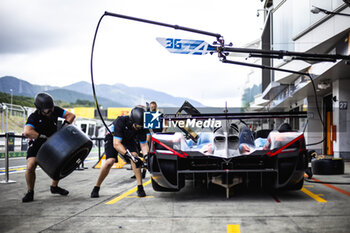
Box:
[147,102,310,198]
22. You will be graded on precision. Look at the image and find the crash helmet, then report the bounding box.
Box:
[278,122,292,132]
[129,106,145,126]
[34,92,54,110]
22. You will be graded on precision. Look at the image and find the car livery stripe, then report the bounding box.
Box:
[266,134,304,157]
[152,137,188,158]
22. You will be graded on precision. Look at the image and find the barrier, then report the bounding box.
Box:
[92,153,126,169]
[0,133,23,184]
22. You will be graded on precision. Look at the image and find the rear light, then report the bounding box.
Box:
[266,134,304,157]
[152,137,188,158]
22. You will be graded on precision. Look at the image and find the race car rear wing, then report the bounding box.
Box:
[164,101,307,143]
[162,110,308,121]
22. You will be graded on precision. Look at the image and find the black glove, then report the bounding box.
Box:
[61,120,70,128]
[122,150,143,168]
[37,134,47,140]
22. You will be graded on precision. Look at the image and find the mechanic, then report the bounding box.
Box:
[22,92,76,202]
[149,101,166,133]
[91,106,149,198]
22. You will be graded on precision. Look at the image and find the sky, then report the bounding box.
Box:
[0,0,264,107]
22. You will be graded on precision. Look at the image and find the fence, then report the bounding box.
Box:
[0,103,30,134]
[0,133,105,184]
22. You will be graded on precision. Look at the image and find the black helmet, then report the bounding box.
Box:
[130,106,145,126]
[34,92,54,110]
[278,122,292,132]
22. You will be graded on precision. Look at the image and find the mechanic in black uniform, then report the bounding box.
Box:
[22,93,75,202]
[149,101,167,133]
[91,106,149,198]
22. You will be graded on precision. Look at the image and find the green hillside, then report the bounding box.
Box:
[0,92,35,107]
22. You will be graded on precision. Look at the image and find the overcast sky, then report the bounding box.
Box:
[0,0,264,107]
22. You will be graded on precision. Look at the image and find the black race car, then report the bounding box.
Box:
[147,102,311,198]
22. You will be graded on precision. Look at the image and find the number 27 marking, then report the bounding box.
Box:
[166,38,182,49]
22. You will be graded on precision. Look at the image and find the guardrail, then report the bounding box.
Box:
[0,133,105,184]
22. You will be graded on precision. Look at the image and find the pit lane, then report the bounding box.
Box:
[0,158,349,233]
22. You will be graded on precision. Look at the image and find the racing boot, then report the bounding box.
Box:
[90,186,100,198]
[137,185,146,197]
[22,190,34,202]
[50,186,69,196]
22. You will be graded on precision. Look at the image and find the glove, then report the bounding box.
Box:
[61,120,70,128]
[122,150,143,168]
[37,134,47,139]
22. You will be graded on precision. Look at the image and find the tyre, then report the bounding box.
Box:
[37,125,93,180]
[285,178,304,191]
[151,177,179,192]
[312,158,344,175]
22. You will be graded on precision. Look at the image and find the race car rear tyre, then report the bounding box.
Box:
[284,178,304,191]
[151,177,179,192]
[37,125,93,180]
[312,158,344,175]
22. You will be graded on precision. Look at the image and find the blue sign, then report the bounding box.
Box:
[143,111,161,129]
[156,37,216,55]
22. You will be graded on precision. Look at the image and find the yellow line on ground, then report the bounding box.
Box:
[0,167,26,172]
[227,224,240,233]
[105,179,152,205]
[126,196,154,198]
[301,187,327,203]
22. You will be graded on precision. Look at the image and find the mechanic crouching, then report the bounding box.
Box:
[91,106,149,198]
[22,93,75,202]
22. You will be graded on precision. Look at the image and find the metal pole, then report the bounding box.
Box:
[5,106,8,133]
[10,89,13,116]
[0,133,16,184]
[22,107,26,131]
[1,105,3,132]
[5,133,9,181]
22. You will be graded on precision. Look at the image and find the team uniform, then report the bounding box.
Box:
[26,106,66,158]
[104,116,149,160]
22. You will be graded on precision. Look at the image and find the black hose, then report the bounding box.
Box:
[305,73,325,146]
[90,13,112,135]
[90,11,328,145]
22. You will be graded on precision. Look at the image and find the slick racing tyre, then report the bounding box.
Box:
[37,125,93,180]
[312,158,344,175]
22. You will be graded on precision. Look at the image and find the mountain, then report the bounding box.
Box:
[46,89,126,107]
[0,76,56,97]
[0,76,125,107]
[63,81,204,107]
[0,76,204,107]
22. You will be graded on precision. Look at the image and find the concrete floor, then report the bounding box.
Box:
[1,159,350,233]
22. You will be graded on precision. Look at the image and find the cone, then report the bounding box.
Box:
[93,153,126,169]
